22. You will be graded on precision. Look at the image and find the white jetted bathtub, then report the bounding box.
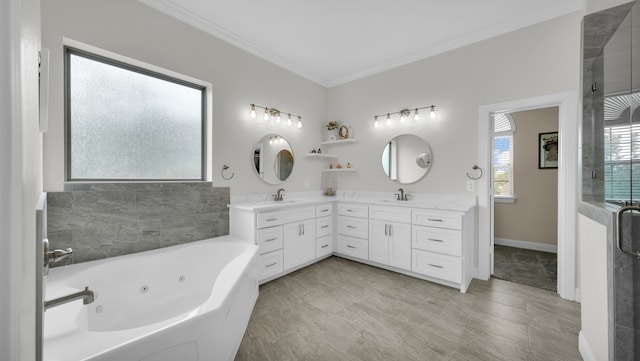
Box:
[44,236,260,361]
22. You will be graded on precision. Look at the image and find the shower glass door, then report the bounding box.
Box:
[604,2,640,359]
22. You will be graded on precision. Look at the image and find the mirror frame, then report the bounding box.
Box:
[381,134,432,184]
[251,134,294,185]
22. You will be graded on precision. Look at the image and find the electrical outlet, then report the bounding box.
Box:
[466,180,475,191]
[304,180,310,189]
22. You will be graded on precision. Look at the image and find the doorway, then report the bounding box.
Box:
[491,107,559,292]
[477,92,578,301]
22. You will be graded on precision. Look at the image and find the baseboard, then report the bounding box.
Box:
[494,237,557,253]
[574,288,581,303]
[579,331,597,361]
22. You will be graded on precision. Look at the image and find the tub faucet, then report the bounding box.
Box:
[274,188,285,201]
[44,286,95,311]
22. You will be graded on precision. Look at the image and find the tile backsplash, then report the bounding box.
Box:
[47,182,229,265]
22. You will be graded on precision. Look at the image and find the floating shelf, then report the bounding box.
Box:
[306,153,338,159]
[322,168,357,172]
[321,139,357,145]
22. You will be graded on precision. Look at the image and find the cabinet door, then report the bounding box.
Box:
[388,222,411,270]
[300,219,316,264]
[283,222,302,271]
[369,220,389,265]
[283,220,316,271]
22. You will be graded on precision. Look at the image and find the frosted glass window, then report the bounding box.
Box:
[66,48,205,180]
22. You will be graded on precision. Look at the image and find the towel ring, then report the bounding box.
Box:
[221,165,234,180]
[466,165,483,180]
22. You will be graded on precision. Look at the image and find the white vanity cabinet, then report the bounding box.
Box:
[368,206,412,270]
[230,204,317,283]
[283,218,315,271]
[411,208,474,293]
[336,203,369,260]
[315,203,333,258]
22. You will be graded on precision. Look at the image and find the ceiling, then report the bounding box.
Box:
[139,0,583,88]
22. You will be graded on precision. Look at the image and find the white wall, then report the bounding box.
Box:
[578,214,608,361]
[41,0,328,195]
[326,12,582,195]
[584,0,631,15]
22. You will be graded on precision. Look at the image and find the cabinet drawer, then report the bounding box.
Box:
[337,216,368,239]
[256,226,283,254]
[284,206,316,224]
[260,249,283,280]
[412,249,461,283]
[316,234,333,258]
[412,210,462,230]
[257,210,285,229]
[369,206,411,223]
[316,216,333,237]
[337,235,368,260]
[412,225,462,256]
[316,204,333,217]
[337,203,368,218]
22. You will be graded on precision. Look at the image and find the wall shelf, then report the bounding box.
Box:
[306,153,338,159]
[321,139,357,145]
[322,168,357,173]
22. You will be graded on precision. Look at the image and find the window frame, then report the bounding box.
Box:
[64,46,208,182]
[492,113,516,203]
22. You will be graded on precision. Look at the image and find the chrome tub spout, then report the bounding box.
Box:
[44,286,95,311]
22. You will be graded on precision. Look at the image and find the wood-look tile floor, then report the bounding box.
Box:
[235,256,582,361]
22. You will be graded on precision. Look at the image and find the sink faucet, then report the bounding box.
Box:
[274,188,285,201]
[396,188,408,201]
[44,286,95,311]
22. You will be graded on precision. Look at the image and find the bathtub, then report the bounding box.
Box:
[43,236,260,361]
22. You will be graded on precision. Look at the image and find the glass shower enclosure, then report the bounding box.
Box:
[584,1,640,359]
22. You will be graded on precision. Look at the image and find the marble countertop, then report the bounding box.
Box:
[228,190,476,212]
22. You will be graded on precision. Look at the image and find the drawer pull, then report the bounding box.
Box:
[266,218,278,222]
[265,262,278,268]
[347,209,356,213]
[347,245,356,249]
[428,264,443,269]
[347,225,357,229]
[321,245,329,249]
[428,238,444,243]
[320,209,329,212]
[265,238,278,242]
[321,225,329,229]
[428,218,443,222]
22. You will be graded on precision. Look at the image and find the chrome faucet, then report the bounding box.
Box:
[44,286,95,311]
[396,188,409,201]
[274,188,285,201]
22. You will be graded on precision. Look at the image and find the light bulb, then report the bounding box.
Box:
[250,104,256,119]
[269,137,273,145]
[287,114,292,126]
[263,108,269,121]
[297,116,302,128]
[413,108,420,121]
[374,116,380,128]
[400,114,406,123]
[430,105,436,120]
[276,113,281,124]
[386,113,391,126]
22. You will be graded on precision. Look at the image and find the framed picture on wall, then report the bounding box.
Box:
[539,132,558,169]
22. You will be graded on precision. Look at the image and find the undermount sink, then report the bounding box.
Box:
[380,199,409,203]
[272,200,299,204]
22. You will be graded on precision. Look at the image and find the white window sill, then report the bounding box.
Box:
[494,196,516,204]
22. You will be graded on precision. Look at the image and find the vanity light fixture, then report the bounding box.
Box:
[373,105,437,127]
[249,104,303,128]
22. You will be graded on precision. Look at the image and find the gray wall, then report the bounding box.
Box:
[47,183,229,264]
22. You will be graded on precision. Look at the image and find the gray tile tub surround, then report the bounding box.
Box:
[47,183,230,265]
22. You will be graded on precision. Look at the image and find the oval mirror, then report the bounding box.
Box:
[381,134,432,184]
[252,134,294,184]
